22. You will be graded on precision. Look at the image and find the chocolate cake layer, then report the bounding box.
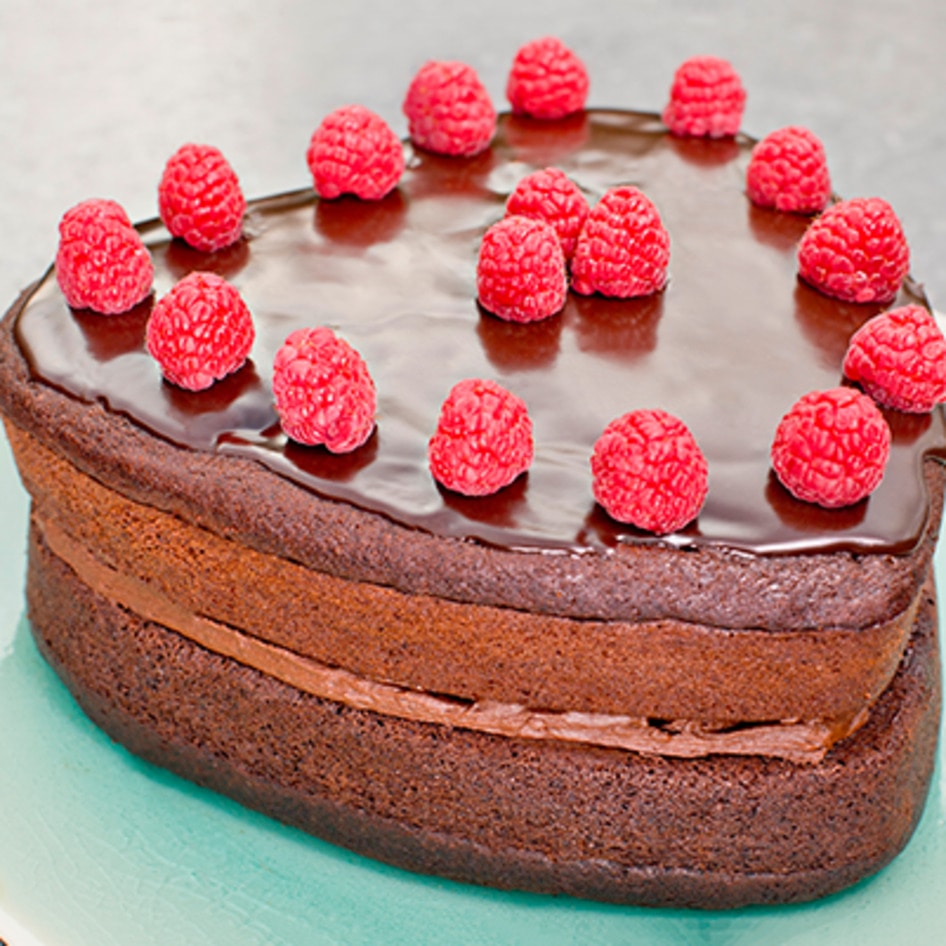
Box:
[2,278,944,635]
[5,422,919,750]
[3,111,945,635]
[25,522,941,909]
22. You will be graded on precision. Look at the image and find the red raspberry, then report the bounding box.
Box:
[273,327,376,453]
[746,126,832,213]
[59,197,133,234]
[770,387,891,508]
[146,272,254,391]
[843,304,946,413]
[662,56,746,138]
[55,198,154,314]
[428,378,533,496]
[158,143,246,252]
[506,36,590,120]
[306,105,405,201]
[403,60,497,157]
[590,409,708,534]
[797,197,910,304]
[477,216,567,323]
[505,167,590,260]
[570,186,670,298]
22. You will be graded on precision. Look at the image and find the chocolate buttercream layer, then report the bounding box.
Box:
[9,422,916,731]
[25,525,941,908]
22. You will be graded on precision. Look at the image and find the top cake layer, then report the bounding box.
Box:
[14,110,946,558]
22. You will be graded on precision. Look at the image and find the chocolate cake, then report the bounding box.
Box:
[0,105,943,909]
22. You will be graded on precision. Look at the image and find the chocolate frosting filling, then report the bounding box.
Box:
[13,111,946,556]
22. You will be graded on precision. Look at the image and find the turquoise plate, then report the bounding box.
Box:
[1,441,944,946]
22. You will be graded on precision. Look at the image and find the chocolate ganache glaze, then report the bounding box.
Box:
[14,110,946,554]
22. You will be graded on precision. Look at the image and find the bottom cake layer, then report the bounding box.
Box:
[25,521,942,909]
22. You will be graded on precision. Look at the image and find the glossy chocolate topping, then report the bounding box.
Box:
[15,110,946,553]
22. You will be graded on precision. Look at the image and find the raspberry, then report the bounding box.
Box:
[505,167,590,260]
[770,387,891,508]
[506,36,590,120]
[590,409,708,534]
[146,272,254,391]
[570,186,670,298]
[746,126,832,213]
[403,60,497,157]
[59,197,133,234]
[662,56,746,138]
[428,378,533,496]
[843,304,946,413]
[797,197,910,304]
[273,327,376,453]
[306,105,405,201]
[158,143,246,252]
[55,198,154,314]
[477,216,567,323]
